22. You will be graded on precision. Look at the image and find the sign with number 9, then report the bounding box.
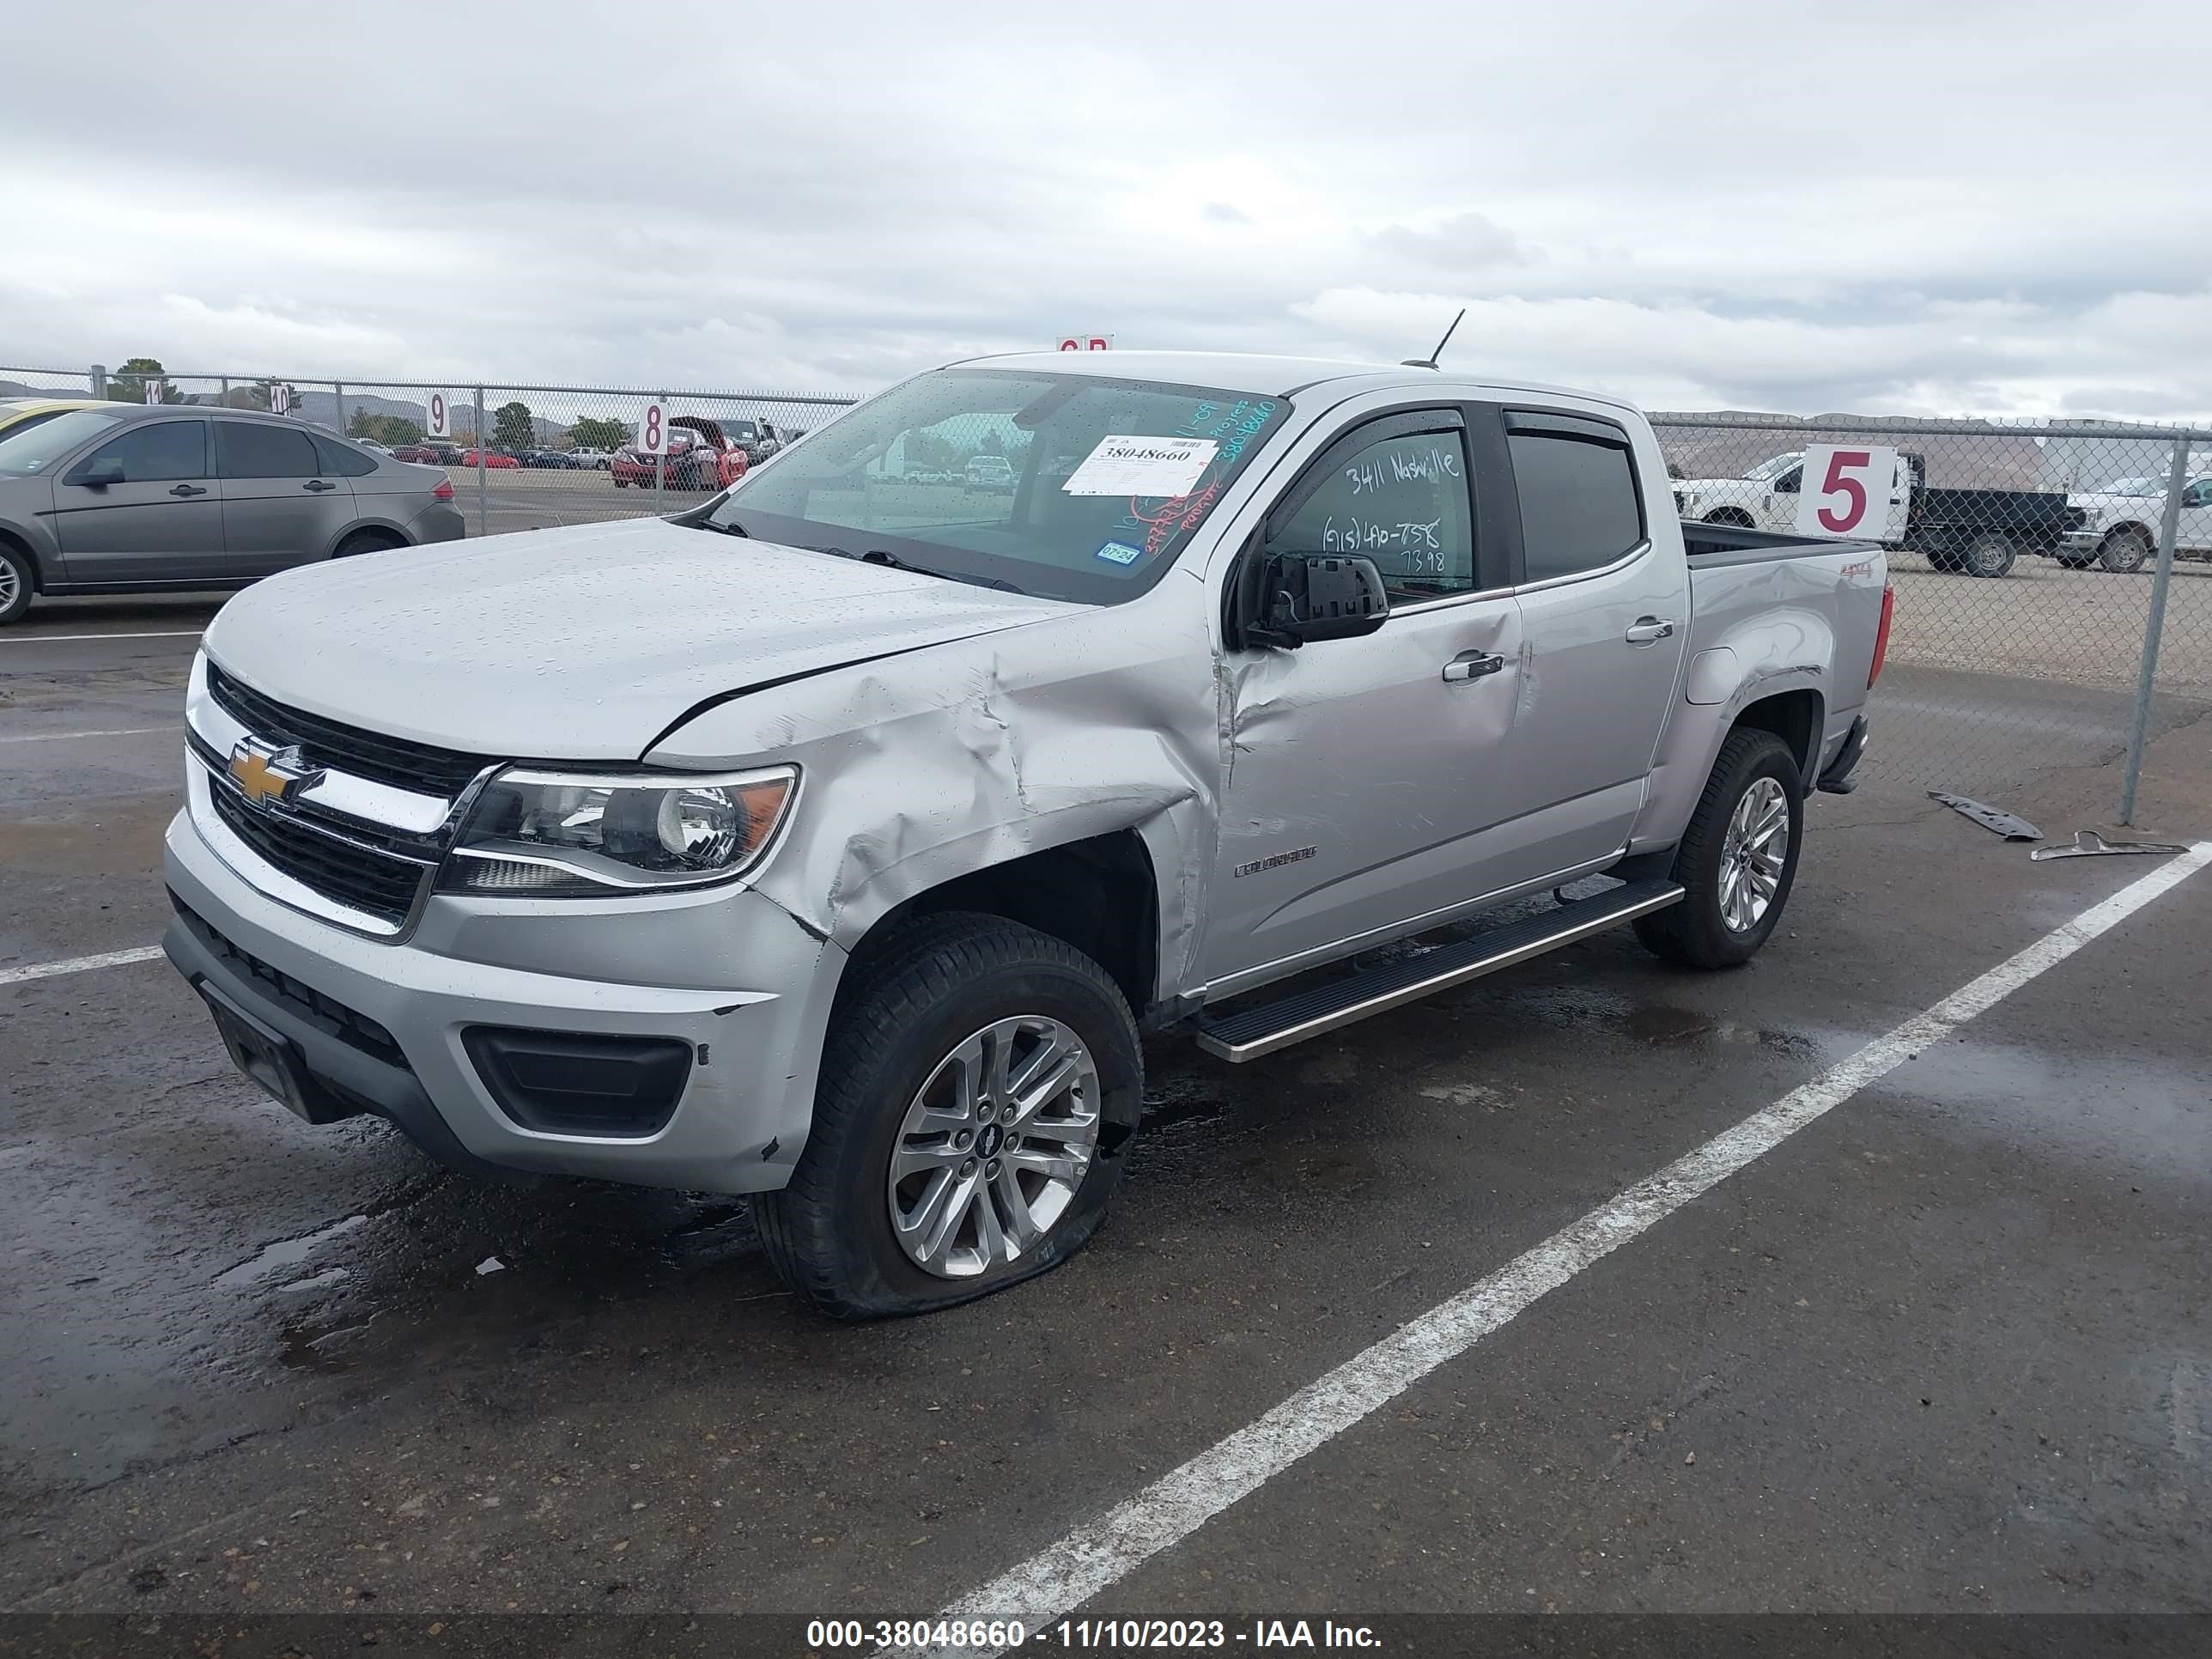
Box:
[1796,444,1899,540]
[427,392,449,438]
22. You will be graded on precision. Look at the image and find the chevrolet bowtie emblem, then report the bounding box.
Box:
[227,740,322,807]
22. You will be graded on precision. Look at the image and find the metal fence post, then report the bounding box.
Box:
[656,391,669,512]
[474,387,489,538]
[89,363,106,398]
[334,380,344,435]
[2116,434,2192,824]
[219,376,230,405]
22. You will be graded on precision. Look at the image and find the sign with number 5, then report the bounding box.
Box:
[637,401,668,456]
[1796,445,1899,540]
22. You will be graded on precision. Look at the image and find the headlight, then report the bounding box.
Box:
[441,765,797,896]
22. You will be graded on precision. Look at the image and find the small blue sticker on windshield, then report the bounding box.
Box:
[1094,539,1144,567]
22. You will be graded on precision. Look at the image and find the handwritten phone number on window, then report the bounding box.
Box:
[1321,516,1448,572]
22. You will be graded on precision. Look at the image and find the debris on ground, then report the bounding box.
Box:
[2028,830,2192,862]
[1927,791,2041,842]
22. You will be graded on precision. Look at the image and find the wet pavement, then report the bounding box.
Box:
[3,599,2209,1629]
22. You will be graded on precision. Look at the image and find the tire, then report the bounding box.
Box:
[756,913,1144,1320]
[1633,728,1804,970]
[333,529,403,559]
[0,540,33,625]
[2100,526,2152,574]
[1960,531,2016,578]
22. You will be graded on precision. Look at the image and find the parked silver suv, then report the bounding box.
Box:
[0,404,465,625]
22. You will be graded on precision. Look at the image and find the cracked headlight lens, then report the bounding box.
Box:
[441,766,797,896]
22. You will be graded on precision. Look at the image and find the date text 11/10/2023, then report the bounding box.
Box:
[803,1616,1381,1650]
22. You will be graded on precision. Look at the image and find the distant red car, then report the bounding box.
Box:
[611,416,750,491]
[459,448,520,469]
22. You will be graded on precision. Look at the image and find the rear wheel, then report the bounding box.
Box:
[756,913,1143,1320]
[1960,531,2016,578]
[0,541,33,625]
[2100,526,2152,574]
[1634,727,1803,970]
[333,529,403,558]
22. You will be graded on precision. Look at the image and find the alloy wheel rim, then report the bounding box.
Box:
[1718,775,1789,933]
[887,1015,1101,1279]
[0,561,18,610]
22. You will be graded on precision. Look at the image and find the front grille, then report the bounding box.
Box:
[173,895,405,1066]
[208,662,490,798]
[209,783,427,927]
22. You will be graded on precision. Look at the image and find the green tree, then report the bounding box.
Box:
[493,400,535,453]
[566,416,628,452]
[349,410,424,447]
[107,356,181,404]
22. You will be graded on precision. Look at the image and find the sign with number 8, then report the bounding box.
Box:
[638,402,667,457]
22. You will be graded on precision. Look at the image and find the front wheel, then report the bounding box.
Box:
[2100,526,2152,574]
[1634,727,1804,970]
[0,542,33,625]
[756,913,1143,1320]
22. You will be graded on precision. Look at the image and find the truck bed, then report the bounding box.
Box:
[1681,520,1879,567]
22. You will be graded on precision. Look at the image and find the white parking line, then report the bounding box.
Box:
[0,945,167,987]
[0,726,179,745]
[3,629,204,642]
[903,842,2212,1658]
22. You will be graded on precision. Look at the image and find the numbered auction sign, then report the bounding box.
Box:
[1054,334,1114,351]
[637,401,668,456]
[143,380,163,405]
[270,383,291,415]
[1796,445,1899,540]
[426,391,451,439]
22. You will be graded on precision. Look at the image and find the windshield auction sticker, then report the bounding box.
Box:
[1062,435,1218,498]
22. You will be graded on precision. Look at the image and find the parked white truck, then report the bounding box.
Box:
[164,352,1893,1317]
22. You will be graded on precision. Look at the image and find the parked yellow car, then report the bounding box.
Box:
[0,398,108,444]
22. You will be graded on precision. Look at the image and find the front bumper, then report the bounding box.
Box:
[2059,529,2105,555]
[164,804,845,1194]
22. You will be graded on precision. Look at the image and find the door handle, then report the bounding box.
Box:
[1625,617,1675,645]
[169,483,207,497]
[304,479,337,492]
[1442,650,1506,683]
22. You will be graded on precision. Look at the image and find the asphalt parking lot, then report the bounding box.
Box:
[3,595,2210,1645]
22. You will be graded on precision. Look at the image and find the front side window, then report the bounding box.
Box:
[77,419,209,483]
[1267,427,1476,602]
[1510,425,1646,583]
[217,421,320,479]
[706,368,1290,604]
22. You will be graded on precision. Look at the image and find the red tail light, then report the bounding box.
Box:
[432,479,455,501]
[1869,582,1894,688]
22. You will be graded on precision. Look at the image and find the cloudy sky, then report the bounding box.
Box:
[5,0,2208,420]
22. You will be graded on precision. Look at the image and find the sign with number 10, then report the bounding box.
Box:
[1795,445,1900,540]
[637,401,668,456]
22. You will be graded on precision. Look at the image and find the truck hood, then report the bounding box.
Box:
[203,516,1073,761]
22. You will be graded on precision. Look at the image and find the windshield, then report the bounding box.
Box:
[702,367,1289,604]
[1741,453,1802,483]
[0,406,129,476]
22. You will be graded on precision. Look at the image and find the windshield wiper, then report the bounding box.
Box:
[699,515,749,537]
[805,544,1023,593]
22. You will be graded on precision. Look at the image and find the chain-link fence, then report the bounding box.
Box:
[7,363,2207,829]
[1651,413,2212,829]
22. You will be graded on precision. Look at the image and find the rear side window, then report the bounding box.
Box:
[78,420,208,483]
[312,434,379,477]
[1508,420,1645,582]
[216,421,321,479]
[1268,427,1476,601]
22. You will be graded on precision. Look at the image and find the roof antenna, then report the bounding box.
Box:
[1402,307,1466,370]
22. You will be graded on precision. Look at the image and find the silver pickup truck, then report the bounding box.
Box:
[162,351,1893,1317]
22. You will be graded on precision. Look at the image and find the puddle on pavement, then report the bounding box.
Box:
[1477,982,1830,1062]
[212,1212,370,1290]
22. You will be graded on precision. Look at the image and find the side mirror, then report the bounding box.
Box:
[70,457,126,490]
[1243,552,1390,648]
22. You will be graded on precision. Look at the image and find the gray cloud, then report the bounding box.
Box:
[2,0,2207,421]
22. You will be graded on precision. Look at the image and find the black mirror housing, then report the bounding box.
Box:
[1249,553,1390,647]
[70,458,126,489]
